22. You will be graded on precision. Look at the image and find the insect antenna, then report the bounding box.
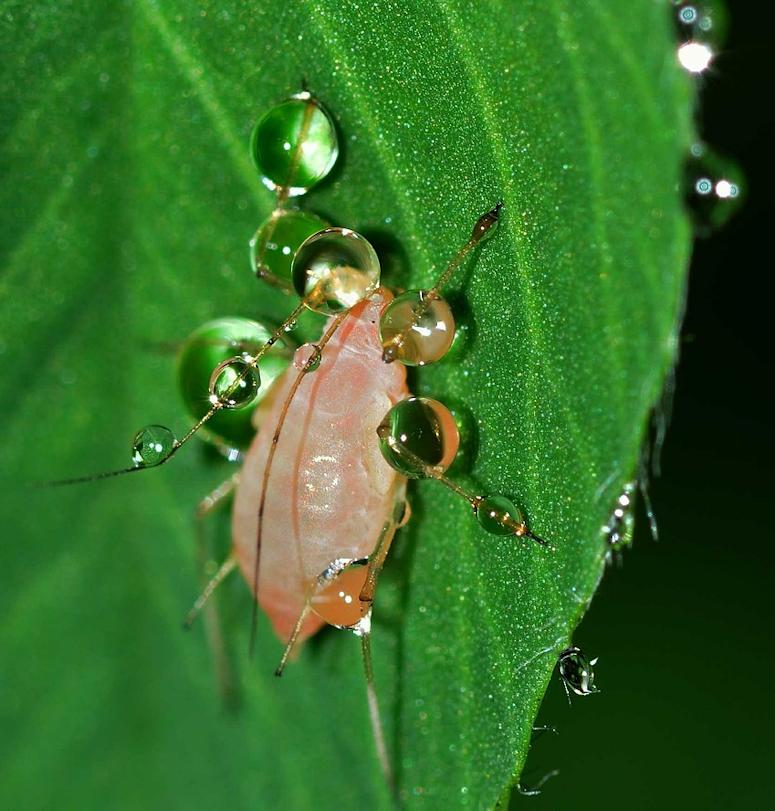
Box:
[380,202,502,365]
[429,200,502,297]
[39,297,319,488]
[249,310,350,657]
[377,398,552,548]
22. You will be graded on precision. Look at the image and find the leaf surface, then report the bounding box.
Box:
[0,1,691,808]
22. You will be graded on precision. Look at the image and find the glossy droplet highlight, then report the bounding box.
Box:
[132,425,176,468]
[378,396,459,478]
[251,93,338,196]
[177,318,291,448]
[209,356,261,409]
[475,494,525,536]
[685,142,745,236]
[250,209,329,285]
[380,290,456,365]
[293,342,321,372]
[558,646,598,697]
[292,228,380,314]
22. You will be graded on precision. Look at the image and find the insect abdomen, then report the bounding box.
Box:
[231,291,408,642]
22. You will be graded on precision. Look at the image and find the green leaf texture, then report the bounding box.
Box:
[0,1,692,808]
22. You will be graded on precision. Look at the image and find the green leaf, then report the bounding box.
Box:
[0,1,692,808]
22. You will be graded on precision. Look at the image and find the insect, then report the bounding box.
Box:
[557,646,598,701]
[49,89,550,786]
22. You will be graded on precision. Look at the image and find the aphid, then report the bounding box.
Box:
[557,646,598,700]
[48,90,550,785]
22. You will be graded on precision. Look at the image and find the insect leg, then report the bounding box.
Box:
[274,599,312,677]
[360,629,394,793]
[357,487,407,792]
[184,472,241,707]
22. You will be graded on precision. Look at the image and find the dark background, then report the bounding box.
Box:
[515,7,774,809]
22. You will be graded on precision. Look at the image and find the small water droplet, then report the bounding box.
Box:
[672,1,727,47]
[293,342,322,372]
[685,142,745,236]
[474,494,524,536]
[677,40,713,73]
[132,425,176,467]
[558,646,598,697]
[209,356,261,409]
[603,481,636,550]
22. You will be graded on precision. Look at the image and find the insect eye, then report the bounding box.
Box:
[312,562,370,629]
[250,92,338,197]
[377,396,460,479]
[292,227,381,314]
[379,290,456,365]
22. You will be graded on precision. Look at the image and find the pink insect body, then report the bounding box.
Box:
[231,290,408,644]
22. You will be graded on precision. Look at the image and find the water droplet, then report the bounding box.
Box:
[177,317,291,448]
[209,356,261,409]
[685,142,745,236]
[292,228,381,314]
[293,342,322,372]
[250,209,328,285]
[250,93,338,196]
[672,1,728,47]
[677,40,713,73]
[377,396,460,479]
[558,646,598,697]
[474,494,524,536]
[379,290,456,365]
[312,561,370,629]
[603,481,636,549]
[131,425,176,468]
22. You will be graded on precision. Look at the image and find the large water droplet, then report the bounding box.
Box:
[250,209,329,286]
[685,142,745,236]
[379,290,456,366]
[177,317,291,448]
[292,228,381,314]
[377,396,460,479]
[558,646,598,697]
[250,93,338,196]
[132,425,176,468]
